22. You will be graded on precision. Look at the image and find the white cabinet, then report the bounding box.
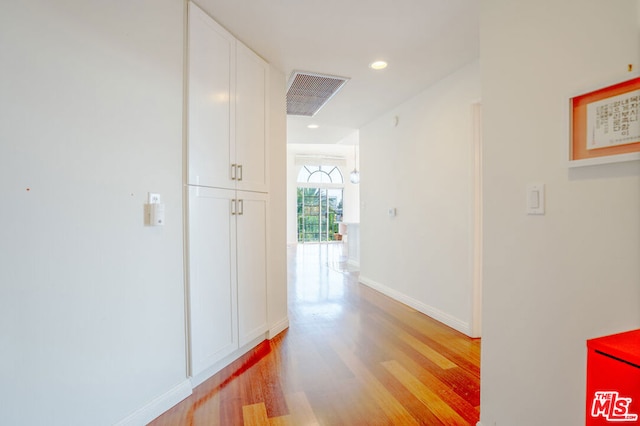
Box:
[235,192,268,346]
[187,187,268,378]
[186,1,270,382]
[187,2,234,189]
[187,186,238,376]
[235,42,268,193]
[187,2,268,193]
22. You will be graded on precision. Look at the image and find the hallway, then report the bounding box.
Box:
[151,243,480,425]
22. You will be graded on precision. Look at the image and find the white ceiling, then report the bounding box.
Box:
[195,0,480,145]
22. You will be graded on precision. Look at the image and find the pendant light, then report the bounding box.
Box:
[350,144,360,184]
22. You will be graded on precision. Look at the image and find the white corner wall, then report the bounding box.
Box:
[0,1,188,425]
[267,66,289,336]
[359,61,481,336]
[480,1,640,425]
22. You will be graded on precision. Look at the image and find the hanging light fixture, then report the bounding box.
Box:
[350,144,360,184]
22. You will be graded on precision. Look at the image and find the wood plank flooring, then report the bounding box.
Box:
[150,243,480,425]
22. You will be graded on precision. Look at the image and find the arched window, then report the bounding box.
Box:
[296,165,344,242]
[297,165,343,184]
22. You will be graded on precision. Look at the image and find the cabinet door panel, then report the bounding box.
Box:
[236,191,268,346]
[188,3,235,189]
[187,186,238,376]
[236,42,267,193]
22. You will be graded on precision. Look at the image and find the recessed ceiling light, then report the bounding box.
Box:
[307,124,319,129]
[370,60,388,70]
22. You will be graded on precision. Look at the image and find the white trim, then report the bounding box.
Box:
[182,0,192,387]
[240,323,269,348]
[347,259,360,269]
[295,154,347,167]
[297,182,344,190]
[268,317,289,339]
[190,334,267,387]
[115,379,192,426]
[568,152,640,168]
[470,102,483,338]
[359,275,472,336]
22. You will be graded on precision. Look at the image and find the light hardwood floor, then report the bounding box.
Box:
[150,243,480,425]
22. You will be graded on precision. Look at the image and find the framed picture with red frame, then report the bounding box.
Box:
[569,74,640,167]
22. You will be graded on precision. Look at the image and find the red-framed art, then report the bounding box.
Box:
[569,75,640,167]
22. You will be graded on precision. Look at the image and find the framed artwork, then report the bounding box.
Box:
[569,75,640,167]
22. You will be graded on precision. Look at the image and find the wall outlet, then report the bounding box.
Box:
[148,192,161,204]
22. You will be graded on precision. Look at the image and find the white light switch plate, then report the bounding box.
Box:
[526,184,544,215]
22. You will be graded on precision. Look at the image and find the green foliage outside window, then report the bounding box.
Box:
[297,187,342,242]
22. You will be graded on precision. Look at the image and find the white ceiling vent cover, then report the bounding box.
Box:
[286,71,350,116]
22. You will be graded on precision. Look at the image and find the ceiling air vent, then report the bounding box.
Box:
[286,71,350,116]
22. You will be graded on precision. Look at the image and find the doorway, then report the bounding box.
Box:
[295,164,345,243]
[297,188,343,242]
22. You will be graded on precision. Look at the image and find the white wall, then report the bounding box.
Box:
[267,67,289,335]
[0,2,289,424]
[0,1,187,425]
[480,1,640,425]
[359,61,481,335]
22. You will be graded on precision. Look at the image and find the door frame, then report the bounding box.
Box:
[471,102,483,338]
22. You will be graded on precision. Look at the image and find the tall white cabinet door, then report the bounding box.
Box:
[187,2,235,189]
[235,42,268,193]
[235,191,268,346]
[187,186,238,376]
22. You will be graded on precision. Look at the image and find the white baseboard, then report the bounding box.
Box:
[359,275,472,336]
[268,317,289,339]
[115,379,192,426]
[190,334,268,388]
[117,321,290,426]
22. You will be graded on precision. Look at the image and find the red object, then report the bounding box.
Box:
[586,329,640,425]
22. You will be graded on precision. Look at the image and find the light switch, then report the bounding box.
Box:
[529,190,539,209]
[527,184,545,215]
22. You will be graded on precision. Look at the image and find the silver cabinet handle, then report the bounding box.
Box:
[237,164,243,181]
[231,164,237,180]
[238,199,244,215]
[231,199,237,215]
